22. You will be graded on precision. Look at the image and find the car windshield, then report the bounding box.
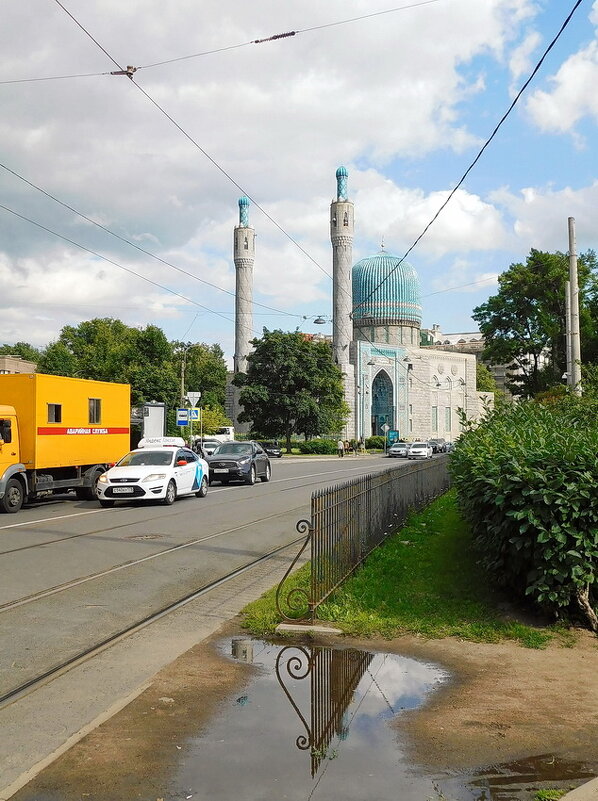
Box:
[118,450,174,467]
[213,443,252,456]
[202,441,220,447]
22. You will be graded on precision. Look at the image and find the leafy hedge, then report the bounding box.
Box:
[365,435,385,450]
[450,398,598,630]
[296,438,338,454]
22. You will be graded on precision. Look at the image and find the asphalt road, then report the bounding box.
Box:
[0,453,420,699]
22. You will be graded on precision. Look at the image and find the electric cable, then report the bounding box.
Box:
[0,160,301,319]
[0,201,237,325]
[2,1,443,83]
[51,0,335,286]
[351,0,585,319]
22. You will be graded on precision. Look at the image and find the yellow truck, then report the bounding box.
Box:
[0,374,130,513]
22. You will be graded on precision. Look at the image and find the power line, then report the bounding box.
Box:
[51,0,335,286]
[0,161,300,319]
[0,201,237,325]
[351,0,585,319]
[0,71,110,85]
[138,0,442,70]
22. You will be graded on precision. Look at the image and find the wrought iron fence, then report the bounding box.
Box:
[276,455,450,622]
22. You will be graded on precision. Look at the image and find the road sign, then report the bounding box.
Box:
[189,408,201,421]
[382,423,390,433]
[187,391,201,406]
[388,429,399,443]
[176,408,189,426]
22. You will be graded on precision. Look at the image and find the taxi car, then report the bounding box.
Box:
[97,436,209,507]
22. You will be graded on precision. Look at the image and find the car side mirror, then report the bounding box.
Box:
[177,459,188,466]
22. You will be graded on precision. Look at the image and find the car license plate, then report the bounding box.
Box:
[113,486,134,493]
[214,468,229,474]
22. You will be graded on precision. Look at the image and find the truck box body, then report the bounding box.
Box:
[0,374,130,470]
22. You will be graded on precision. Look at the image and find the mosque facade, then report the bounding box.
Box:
[229,169,492,441]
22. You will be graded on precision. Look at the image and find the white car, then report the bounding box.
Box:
[97,437,209,507]
[388,442,410,457]
[407,442,433,460]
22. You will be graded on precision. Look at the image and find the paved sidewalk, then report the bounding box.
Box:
[0,542,308,800]
[563,779,598,800]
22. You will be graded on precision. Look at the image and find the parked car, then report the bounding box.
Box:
[257,440,283,458]
[193,438,221,456]
[206,441,271,485]
[429,438,447,453]
[387,442,410,458]
[407,442,433,460]
[97,437,208,507]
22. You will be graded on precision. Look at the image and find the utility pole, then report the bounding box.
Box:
[565,279,572,387]
[568,217,582,395]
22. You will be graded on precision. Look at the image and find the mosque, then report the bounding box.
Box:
[229,168,491,441]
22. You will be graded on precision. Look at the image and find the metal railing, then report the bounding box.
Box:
[276,455,450,622]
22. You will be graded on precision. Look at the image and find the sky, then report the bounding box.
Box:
[1,0,597,366]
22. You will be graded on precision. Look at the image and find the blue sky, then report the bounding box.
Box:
[1,0,597,363]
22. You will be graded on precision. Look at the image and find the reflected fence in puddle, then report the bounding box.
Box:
[275,645,373,777]
[276,456,451,622]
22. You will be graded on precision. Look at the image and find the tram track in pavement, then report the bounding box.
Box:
[0,502,308,613]
[0,533,306,710]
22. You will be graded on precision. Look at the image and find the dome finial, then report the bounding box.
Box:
[335,166,348,201]
[380,236,385,252]
[238,196,250,227]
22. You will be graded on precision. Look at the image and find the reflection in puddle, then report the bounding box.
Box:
[169,639,597,800]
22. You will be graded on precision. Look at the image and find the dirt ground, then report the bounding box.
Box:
[12,621,598,800]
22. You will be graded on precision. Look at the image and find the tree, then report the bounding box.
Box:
[476,362,498,393]
[234,330,349,451]
[0,342,42,362]
[37,318,179,408]
[171,341,228,409]
[472,249,598,398]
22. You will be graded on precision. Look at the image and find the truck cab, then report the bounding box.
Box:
[0,406,27,513]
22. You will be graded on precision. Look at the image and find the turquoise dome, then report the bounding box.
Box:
[352,252,421,325]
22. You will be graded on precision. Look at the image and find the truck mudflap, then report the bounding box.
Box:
[0,463,28,499]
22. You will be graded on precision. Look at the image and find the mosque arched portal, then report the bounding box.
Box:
[370,369,394,436]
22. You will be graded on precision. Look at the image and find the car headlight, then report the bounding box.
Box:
[142,473,167,482]
[98,474,108,483]
[237,457,251,465]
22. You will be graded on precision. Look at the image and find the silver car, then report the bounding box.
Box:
[388,442,410,457]
[408,442,433,459]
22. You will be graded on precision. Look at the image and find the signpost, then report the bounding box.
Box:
[382,423,390,456]
[176,408,189,427]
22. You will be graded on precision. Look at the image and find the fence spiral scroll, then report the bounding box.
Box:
[275,519,313,621]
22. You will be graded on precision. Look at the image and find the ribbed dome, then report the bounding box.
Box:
[352,252,421,325]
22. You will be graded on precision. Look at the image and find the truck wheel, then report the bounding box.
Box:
[162,480,177,505]
[1,479,24,514]
[99,499,115,508]
[196,476,208,498]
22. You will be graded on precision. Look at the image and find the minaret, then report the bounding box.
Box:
[229,196,255,434]
[234,196,255,374]
[330,167,356,438]
[330,167,354,368]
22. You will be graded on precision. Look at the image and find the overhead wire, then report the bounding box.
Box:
[351,0,585,319]
[1,1,444,83]
[0,161,301,319]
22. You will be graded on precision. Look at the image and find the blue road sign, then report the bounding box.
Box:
[189,408,200,421]
[176,408,189,426]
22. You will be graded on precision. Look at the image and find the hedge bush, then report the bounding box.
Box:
[450,397,598,630]
[296,438,338,455]
[365,435,385,450]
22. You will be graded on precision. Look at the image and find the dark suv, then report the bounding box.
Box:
[257,440,283,458]
[429,438,447,453]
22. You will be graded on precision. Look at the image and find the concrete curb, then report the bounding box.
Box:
[562,778,598,800]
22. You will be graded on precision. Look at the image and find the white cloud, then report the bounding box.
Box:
[526,39,598,136]
[509,30,542,85]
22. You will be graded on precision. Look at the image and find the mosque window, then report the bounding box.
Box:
[343,211,349,226]
[431,406,438,432]
[244,236,248,250]
[445,407,452,431]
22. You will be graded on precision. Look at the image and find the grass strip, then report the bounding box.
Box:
[242,490,564,648]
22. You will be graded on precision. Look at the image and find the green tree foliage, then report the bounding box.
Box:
[0,342,42,362]
[450,397,598,631]
[198,405,232,435]
[476,362,498,393]
[171,341,228,408]
[473,249,598,397]
[234,330,349,451]
[37,318,179,408]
